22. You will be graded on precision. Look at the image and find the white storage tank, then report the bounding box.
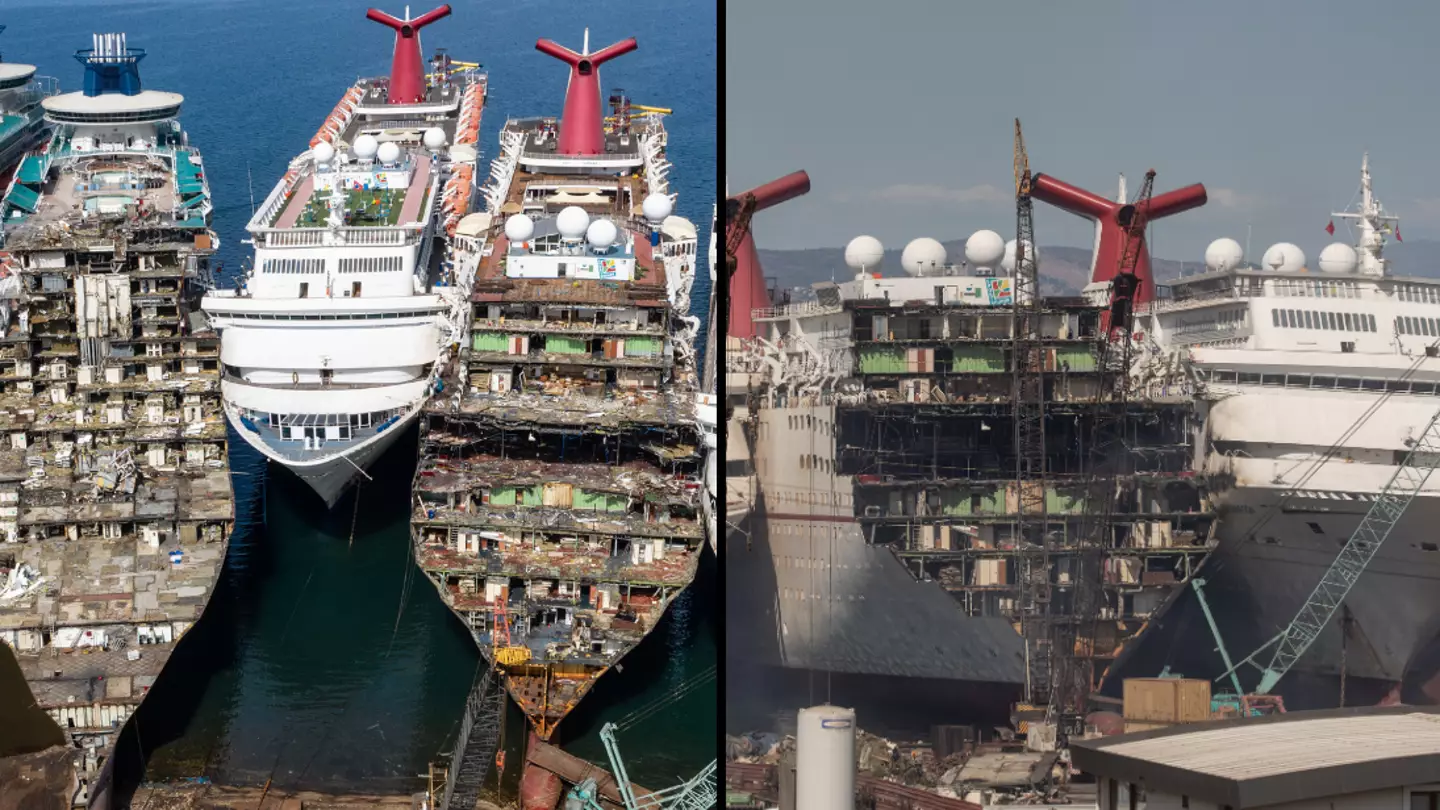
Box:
[797,704,856,809]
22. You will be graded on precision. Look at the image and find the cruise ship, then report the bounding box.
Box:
[0,26,56,194]
[1104,154,1440,707]
[202,4,486,506]
[410,30,704,798]
[722,160,1224,731]
[0,34,232,804]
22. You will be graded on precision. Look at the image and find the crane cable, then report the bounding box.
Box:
[1219,332,1440,554]
[614,665,717,733]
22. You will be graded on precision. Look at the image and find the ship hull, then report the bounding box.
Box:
[228,405,419,508]
[1106,483,1440,707]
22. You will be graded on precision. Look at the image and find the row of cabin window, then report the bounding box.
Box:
[1205,369,1440,395]
[1271,309,1377,332]
[1396,316,1440,337]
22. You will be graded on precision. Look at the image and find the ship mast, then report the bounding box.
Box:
[1331,152,1399,277]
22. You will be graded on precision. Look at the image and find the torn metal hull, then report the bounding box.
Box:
[1105,484,1440,707]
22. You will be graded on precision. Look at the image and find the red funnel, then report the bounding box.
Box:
[728,171,812,340]
[536,35,638,156]
[367,5,452,104]
[1031,173,1207,305]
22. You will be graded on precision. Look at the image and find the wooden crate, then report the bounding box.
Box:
[1122,678,1211,723]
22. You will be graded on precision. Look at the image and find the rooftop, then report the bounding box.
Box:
[1071,705,1440,809]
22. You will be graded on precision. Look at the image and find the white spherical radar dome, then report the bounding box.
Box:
[1261,242,1306,273]
[376,141,402,165]
[1001,239,1038,275]
[1318,242,1359,274]
[504,214,534,242]
[556,206,591,240]
[900,237,947,276]
[586,218,619,249]
[312,141,336,165]
[423,128,447,150]
[642,193,673,223]
[1204,238,1245,273]
[353,134,380,160]
[965,229,1005,268]
[844,235,885,271]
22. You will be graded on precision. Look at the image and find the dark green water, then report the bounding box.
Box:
[118,423,715,798]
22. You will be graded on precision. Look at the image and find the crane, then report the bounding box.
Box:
[1046,169,1157,726]
[1204,407,1440,698]
[1010,119,1052,707]
[724,192,757,280]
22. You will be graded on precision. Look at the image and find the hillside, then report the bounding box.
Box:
[757,238,1440,296]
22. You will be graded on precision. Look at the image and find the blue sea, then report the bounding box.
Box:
[0,0,715,797]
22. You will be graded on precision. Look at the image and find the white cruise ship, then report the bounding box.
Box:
[1108,154,1440,704]
[202,5,485,506]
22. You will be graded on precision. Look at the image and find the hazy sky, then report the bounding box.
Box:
[727,0,1440,263]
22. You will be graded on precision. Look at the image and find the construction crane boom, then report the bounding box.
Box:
[1225,409,1440,694]
[1010,119,1050,707]
[724,193,757,279]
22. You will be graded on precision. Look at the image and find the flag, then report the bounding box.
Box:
[1397,228,1403,243]
[1325,220,1335,235]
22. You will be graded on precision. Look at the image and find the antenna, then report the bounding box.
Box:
[247,162,256,217]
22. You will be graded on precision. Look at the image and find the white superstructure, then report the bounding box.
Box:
[203,13,486,506]
[1134,154,1440,687]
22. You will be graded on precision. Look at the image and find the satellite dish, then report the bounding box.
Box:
[423,128,447,150]
[586,218,618,248]
[313,141,336,165]
[1204,238,1244,272]
[353,134,380,160]
[1001,239,1037,274]
[965,230,1005,268]
[836,378,863,395]
[376,141,402,165]
[1261,242,1306,273]
[557,206,591,240]
[1318,242,1359,274]
[504,214,534,242]
[642,193,673,223]
[844,235,884,271]
[900,238,947,276]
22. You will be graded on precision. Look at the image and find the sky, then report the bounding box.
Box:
[727,0,1440,263]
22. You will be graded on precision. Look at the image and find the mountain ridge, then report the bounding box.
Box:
[757,238,1440,296]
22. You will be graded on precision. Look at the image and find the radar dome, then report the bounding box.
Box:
[1318,242,1359,274]
[1261,242,1306,273]
[376,141,402,165]
[900,238,947,276]
[423,128,447,151]
[353,134,380,160]
[504,214,534,242]
[1204,238,1244,272]
[844,235,885,271]
[586,218,618,248]
[1001,239,1038,275]
[965,229,1005,268]
[556,206,591,240]
[642,193,673,223]
[312,141,336,165]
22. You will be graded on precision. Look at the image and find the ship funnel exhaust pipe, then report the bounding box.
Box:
[535,34,638,156]
[366,4,452,104]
